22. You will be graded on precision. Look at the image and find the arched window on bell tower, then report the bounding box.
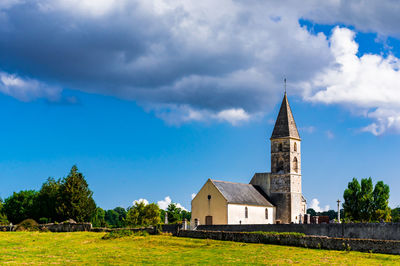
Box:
[278,143,283,152]
[293,157,298,173]
[294,142,297,152]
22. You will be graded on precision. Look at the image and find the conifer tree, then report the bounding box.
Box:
[57,165,96,222]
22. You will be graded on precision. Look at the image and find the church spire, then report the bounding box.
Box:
[271,93,300,140]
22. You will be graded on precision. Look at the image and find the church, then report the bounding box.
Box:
[191,93,307,225]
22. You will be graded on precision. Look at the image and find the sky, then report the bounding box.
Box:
[1,0,400,211]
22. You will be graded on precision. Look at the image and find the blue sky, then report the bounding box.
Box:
[1,1,400,211]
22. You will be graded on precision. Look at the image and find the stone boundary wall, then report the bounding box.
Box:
[196,223,400,241]
[0,223,92,232]
[178,230,400,255]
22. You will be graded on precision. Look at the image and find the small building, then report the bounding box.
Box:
[191,93,306,225]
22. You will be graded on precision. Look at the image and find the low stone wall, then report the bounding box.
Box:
[40,223,92,232]
[178,230,400,255]
[0,223,92,232]
[197,223,400,241]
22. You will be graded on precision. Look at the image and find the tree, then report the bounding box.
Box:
[359,178,374,221]
[3,190,39,224]
[92,208,106,227]
[166,203,182,224]
[343,177,390,222]
[126,201,146,226]
[105,209,120,228]
[143,203,161,226]
[343,178,361,221]
[113,207,127,227]
[37,177,61,222]
[57,165,96,222]
[126,201,161,227]
[372,181,391,221]
[391,207,400,222]
[0,198,9,225]
[307,208,316,216]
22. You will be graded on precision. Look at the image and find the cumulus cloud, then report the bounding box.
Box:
[0,0,332,125]
[133,198,149,205]
[309,198,330,213]
[157,196,187,211]
[2,1,400,130]
[304,27,400,135]
[0,71,61,102]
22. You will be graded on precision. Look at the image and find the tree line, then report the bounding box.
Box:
[0,166,191,227]
[307,177,399,223]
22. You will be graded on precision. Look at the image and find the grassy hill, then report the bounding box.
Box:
[0,232,399,264]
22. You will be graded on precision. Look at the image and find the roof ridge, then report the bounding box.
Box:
[211,179,252,186]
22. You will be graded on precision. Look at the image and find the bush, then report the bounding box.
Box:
[16,219,39,231]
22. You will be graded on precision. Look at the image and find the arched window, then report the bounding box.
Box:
[277,160,284,172]
[293,157,298,173]
[278,143,283,152]
[194,219,199,227]
[294,142,297,152]
[245,207,248,218]
[265,209,268,219]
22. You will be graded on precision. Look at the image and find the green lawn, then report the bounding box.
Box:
[0,232,399,265]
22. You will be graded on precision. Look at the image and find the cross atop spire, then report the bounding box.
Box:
[284,78,287,94]
[270,93,300,140]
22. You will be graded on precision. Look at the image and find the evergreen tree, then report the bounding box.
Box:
[57,165,96,222]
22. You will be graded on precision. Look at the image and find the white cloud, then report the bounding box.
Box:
[325,130,335,139]
[191,193,196,200]
[133,198,149,206]
[304,27,400,135]
[309,198,330,213]
[3,1,400,130]
[299,126,316,134]
[0,71,61,102]
[157,196,187,211]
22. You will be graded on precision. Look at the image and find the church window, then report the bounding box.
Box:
[294,142,297,152]
[293,157,298,173]
[194,219,199,227]
[207,195,211,200]
[265,209,268,219]
[245,207,248,218]
[278,143,283,152]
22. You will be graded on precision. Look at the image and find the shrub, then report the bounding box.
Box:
[16,219,39,231]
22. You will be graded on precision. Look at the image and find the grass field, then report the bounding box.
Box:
[0,232,399,265]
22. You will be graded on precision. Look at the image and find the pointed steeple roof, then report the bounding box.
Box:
[271,92,300,140]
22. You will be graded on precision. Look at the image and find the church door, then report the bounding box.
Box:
[205,216,213,225]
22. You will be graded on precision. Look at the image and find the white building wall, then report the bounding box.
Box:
[227,204,275,224]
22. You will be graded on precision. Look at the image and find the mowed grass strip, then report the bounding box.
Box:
[0,232,399,265]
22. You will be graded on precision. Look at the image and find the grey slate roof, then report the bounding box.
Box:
[271,93,300,140]
[211,180,274,207]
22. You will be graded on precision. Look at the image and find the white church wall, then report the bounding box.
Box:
[227,204,275,224]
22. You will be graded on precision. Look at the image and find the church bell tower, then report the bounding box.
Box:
[270,92,305,224]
